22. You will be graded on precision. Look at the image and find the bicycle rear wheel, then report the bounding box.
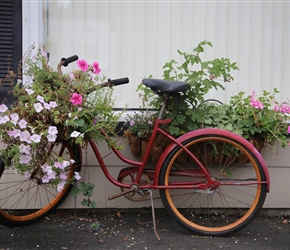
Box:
[0,141,79,227]
[159,134,267,236]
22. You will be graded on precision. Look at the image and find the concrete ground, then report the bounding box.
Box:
[0,208,290,250]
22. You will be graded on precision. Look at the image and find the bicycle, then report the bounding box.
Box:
[0,55,270,239]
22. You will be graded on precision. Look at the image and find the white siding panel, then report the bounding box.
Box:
[271,2,284,94]
[46,1,290,108]
[156,2,172,78]
[249,2,263,95]
[224,2,240,99]
[281,3,290,102]
[261,2,273,93]
[144,2,158,78]
[237,2,251,94]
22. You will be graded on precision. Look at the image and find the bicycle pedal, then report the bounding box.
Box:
[108,187,136,200]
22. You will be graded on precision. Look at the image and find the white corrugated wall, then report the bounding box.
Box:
[44,1,290,108]
[19,1,290,209]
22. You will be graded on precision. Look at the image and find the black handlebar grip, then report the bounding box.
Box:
[108,77,129,86]
[61,55,79,67]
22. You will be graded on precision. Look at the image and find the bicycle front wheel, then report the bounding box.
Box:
[159,134,267,236]
[0,141,78,227]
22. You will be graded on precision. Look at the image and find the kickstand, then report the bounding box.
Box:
[148,189,161,241]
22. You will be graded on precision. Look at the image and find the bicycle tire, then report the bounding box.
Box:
[0,141,79,227]
[159,134,267,236]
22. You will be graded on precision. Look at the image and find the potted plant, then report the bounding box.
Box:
[136,40,239,136]
[0,45,121,191]
[124,41,238,161]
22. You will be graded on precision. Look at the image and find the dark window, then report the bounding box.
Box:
[0,0,22,106]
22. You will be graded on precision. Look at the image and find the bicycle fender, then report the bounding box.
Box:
[154,128,270,192]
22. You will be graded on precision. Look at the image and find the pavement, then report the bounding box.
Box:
[0,208,290,250]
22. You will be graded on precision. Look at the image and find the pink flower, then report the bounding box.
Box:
[274,105,280,112]
[288,126,290,134]
[70,93,83,106]
[92,62,101,74]
[281,104,290,113]
[250,99,264,109]
[77,59,88,72]
[8,129,21,138]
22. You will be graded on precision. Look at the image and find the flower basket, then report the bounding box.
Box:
[124,130,170,164]
[0,46,121,190]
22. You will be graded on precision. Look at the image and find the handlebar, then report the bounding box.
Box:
[108,77,129,86]
[57,55,129,88]
[61,55,79,67]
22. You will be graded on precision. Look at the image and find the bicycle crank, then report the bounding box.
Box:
[119,172,151,201]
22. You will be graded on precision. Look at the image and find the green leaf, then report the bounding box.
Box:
[73,119,85,127]
[71,186,81,196]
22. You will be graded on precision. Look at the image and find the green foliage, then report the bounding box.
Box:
[137,41,239,136]
[123,110,156,138]
[72,181,96,208]
[135,40,290,152]
[200,89,290,149]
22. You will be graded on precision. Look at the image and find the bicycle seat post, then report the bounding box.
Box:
[157,94,169,120]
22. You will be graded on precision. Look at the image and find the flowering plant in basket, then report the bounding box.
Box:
[200,88,290,154]
[0,46,120,191]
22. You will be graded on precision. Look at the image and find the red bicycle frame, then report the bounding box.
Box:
[82,116,270,196]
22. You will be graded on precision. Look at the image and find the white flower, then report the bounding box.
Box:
[19,154,32,164]
[47,134,57,142]
[10,113,19,123]
[19,144,31,154]
[19,130,31,144]
[48,126,58,135]
[25,88,34,95]
[18,119,28,129]
[74,172,81,180]
[57,180,66,192]
[60,171,67,180]
[0,116,10,124]
[24,171,31,179]
[62,160,71,168]
[49,101,57,108]
[34,102,43,113]
[0,104,8,113]
[43,102,51,110]
[70,131,81,138]
[37,95,45,103]
[30,134,41,143]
